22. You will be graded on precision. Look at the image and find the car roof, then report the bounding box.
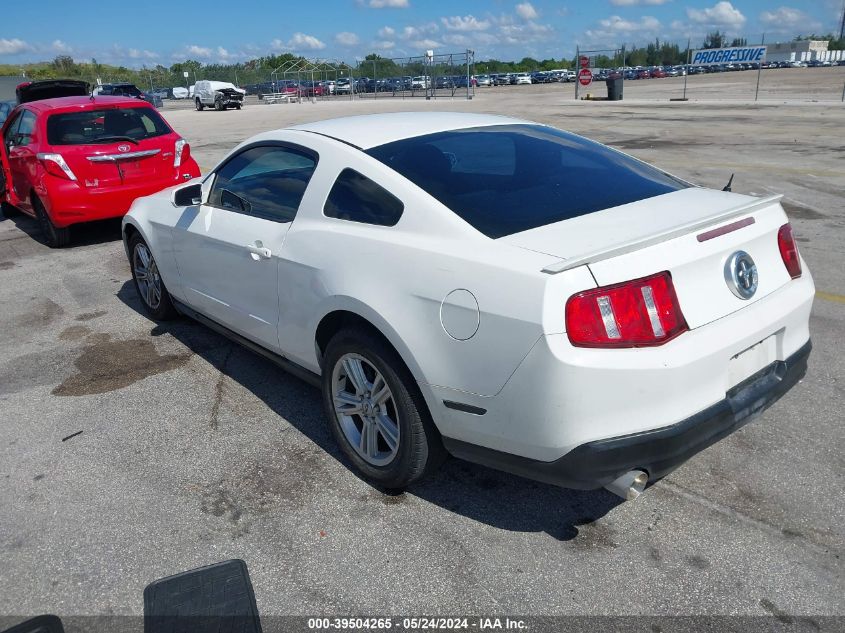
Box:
[22,95,150,113]
[288,112,528,149]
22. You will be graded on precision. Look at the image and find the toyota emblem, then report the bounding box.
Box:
[117,144,131,153]
[724,251,758,300]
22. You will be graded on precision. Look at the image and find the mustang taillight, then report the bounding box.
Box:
[777,223,802,279]
[36,153,77,181]
[565,271,688,348]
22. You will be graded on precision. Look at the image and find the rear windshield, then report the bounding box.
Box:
[366,124,688,238]
[46,107,171,146]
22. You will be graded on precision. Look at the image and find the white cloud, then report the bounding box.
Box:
[515,2,539,20]
[410,38,444,49]
[373,39,396,49]
[335,31,360,46]
[289,32,327,50]
[686,1,746,28]
[610,0,671,5]
[215,46,236,61]
[184,44,213,58]
[378,26,396,38]
[497,19,554,44]
[0,38,32,54]
[442,33,471,46]
[441,15,491,31]
[51,39,73,54]
[760,6,821,32]
[367,0,409,7]
[585,15,662,41]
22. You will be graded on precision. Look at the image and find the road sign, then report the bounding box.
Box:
[579,55,589,68]
[183,71,189,78]
[578,68,593,86]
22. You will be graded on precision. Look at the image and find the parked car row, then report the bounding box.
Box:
[0,79,200,246]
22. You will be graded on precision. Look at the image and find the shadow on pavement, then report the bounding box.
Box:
[1,207,123,249]
[116,281,622,541]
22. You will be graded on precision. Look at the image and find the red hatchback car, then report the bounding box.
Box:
[0,81,200,246]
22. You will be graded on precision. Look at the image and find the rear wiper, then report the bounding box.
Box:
[89,135,139,145]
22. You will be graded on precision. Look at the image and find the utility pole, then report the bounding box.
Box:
[839,0,845,40]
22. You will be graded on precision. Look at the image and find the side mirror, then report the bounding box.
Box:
[172,183,202,207]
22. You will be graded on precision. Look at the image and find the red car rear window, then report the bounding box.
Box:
[46,107,171,145]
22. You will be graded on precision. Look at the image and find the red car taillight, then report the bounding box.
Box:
[36,153,78,181]
[777,223,802,279]
[174,138,188,168]
[566,271,688,348]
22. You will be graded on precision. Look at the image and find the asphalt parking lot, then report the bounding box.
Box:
[0,80,843,621]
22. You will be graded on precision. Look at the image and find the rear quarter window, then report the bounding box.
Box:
[324,169,404,227]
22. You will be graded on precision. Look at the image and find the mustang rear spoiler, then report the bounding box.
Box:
[541,194,783,275]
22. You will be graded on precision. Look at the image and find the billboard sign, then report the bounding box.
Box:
[691,46,767,65]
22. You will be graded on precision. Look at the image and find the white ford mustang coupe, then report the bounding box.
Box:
[123,112,813,499]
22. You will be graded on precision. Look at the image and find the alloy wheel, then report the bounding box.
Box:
[133,243,162,310]
[331,353,400,467]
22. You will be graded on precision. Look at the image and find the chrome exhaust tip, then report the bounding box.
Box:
[604,470,649,501]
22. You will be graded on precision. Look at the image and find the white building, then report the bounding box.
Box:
[767,40,844,63]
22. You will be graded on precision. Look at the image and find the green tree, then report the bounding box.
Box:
[702,31,725,49]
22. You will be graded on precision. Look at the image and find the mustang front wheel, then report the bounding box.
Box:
[322,327,444,489]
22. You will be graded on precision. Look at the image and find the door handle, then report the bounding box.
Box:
[246,244,272,260]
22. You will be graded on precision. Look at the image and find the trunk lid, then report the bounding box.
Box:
[17,80,90,103]
[64,142,174,188]
[503,188,793,329]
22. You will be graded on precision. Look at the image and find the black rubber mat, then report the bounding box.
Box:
[143,559,262,633]
[0,615,64,633]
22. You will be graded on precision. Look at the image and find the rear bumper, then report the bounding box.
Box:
[443,340,811,489]
[42,161,200,227]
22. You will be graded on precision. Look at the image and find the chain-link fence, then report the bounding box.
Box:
[579,34,845,102]
[349,51,475,100]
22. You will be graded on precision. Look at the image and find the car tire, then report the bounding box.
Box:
[234,104,242,110]
[128,233,178,320]
[214,98,224,111]
[322,327,445,489]
[195,99,204,111]
[1,201,18,218]
[33,197,70,248]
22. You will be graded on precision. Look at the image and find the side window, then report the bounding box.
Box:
[208,144,317,223]
[324,168,404,227]
[3,112,22,146]
[14,111,36,145]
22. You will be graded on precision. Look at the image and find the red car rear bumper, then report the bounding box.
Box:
[40,159,200,228]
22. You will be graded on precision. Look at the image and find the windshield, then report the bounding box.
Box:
[366,124,688,238]
[46,107,171,145]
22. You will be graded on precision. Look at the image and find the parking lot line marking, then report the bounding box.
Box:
[816,291,845,304]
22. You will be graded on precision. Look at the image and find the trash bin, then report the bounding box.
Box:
[606,77,623,101]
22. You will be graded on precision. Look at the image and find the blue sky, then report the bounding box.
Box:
[0,0,841,67]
